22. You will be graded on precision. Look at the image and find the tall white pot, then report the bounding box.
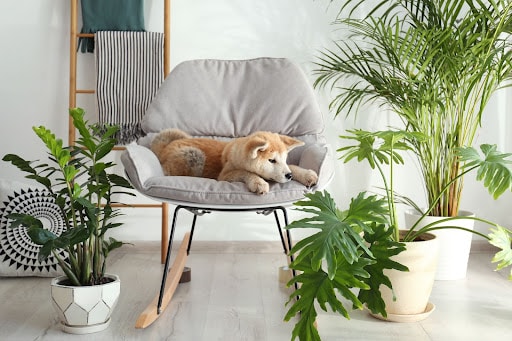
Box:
[372,231,439,322]
[404,209,475,280]
[51,274,120,334]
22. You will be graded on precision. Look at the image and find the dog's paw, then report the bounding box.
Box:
[301,170,318,188]
[248,178,270,195]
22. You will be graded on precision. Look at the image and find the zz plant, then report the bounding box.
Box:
[3,108,133,286]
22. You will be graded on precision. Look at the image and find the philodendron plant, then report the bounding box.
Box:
[283,131,421,341]
[3,108,133,286]
[338,129,512,276]
[283,129,512,341]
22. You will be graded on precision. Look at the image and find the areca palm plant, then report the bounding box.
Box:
[315,0,512,217]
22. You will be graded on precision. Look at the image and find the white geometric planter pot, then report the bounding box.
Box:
[51,274,120,334]
[405,209,475,280]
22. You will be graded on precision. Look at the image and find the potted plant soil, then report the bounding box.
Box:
[3,108,133,334]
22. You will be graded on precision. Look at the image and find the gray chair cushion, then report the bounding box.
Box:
[121,58,334,208]
[121,141,333,208]
[142,58,324,137]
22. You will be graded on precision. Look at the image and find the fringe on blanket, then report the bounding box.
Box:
[95,31,164,145]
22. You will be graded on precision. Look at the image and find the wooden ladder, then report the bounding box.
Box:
[68,0,171,263]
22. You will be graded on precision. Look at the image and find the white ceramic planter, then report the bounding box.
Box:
[404,209,475,280]
[371,231,439,322]
[51,274,120,334]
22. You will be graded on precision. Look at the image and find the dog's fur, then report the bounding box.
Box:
[150,128,318,194]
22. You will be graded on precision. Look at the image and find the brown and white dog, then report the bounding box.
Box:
[150,128,318,195]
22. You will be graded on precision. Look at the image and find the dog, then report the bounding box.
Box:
[150,128,318,195]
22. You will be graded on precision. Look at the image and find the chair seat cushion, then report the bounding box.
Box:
[121,141,334,208]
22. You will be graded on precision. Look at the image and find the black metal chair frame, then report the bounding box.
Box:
[157,204,294,314]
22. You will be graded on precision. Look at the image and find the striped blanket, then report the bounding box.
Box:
[95,31,164,144]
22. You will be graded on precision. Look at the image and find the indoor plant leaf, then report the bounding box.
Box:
[357,223,408,317]
[286,191,376,279]
[285,252,372,341]
[457,144,512,199]
[489,226,512,279]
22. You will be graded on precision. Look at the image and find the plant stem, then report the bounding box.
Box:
[374,156,399,240]
[405,165,479,241]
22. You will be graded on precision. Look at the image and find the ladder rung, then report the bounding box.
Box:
[76,89,95,94]
[110,203,164,208]
[77,33,94,38]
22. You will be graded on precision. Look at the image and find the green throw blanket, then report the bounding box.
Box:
[79,0,145,53]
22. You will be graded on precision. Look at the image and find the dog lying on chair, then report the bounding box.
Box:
[150,128,318,195]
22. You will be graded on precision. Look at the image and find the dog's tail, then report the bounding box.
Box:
[150,128,191,156]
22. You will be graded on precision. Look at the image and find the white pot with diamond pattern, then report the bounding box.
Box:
[51,274,120,334]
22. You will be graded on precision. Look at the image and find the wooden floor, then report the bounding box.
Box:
[1,241,512,341]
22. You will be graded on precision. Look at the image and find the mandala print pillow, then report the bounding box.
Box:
[0,179,66,277]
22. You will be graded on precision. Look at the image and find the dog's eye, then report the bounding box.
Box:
[268,159,276,164]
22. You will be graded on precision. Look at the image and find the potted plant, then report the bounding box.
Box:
[284,129,512,341]
[314,0,512,279]
[2,108,133,334]
[284,130,428,341]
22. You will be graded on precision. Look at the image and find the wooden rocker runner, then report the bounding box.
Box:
[135,231,190,329]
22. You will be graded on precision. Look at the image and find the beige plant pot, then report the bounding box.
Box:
[405,209,475,280]
[51,274,120,334]
[371,231,439,322]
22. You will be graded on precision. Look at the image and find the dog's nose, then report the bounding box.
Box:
[285,172,293,180]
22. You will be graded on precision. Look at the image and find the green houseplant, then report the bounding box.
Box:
[283,131,422,341]
[314,0,512,279]
[284,129,512,341]
[2,108,133,332]
[315,0,512,217]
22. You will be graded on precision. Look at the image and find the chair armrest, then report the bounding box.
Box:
[121,145,164,191]
[298,143,335,191]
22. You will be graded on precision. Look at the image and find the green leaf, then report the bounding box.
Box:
[38,242,54,262]
[286,191,373,279]
[70,108,96,152]
[95,140,117,161]
[27,227,58,245]
[108,173,133,189]
[489,226,512,280]
[457,144,512,199]
[103,237,126,258]
[338,129,426,168]
[7,213,43,230]
[2,154,37,175]
[357,223,408,317]
[285,252,371,341]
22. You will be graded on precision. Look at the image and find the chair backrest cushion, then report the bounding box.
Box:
[141,58,324,138]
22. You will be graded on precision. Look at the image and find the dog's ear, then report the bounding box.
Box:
[247,137,269,159]
[279,135,305,151]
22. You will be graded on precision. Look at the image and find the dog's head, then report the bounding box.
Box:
[245,132,304,183]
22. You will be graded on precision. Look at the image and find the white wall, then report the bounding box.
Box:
[0,0,510,243]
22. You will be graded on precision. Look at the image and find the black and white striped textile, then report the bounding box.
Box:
[95,31,164,144]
